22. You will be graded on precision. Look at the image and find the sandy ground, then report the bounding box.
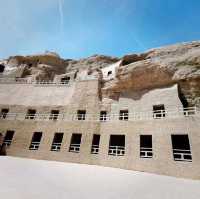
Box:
[0,156,199,199]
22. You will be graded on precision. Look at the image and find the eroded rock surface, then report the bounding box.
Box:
[1,41,200,106]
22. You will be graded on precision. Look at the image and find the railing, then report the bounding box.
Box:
[29,142,40,150]
[25,114,36,120]
[91,145,99,154]
[100,115,108,121]
[3,140,12,147]
[153,110,166,119]
[108,146,125,156]
[119,113,129,121]
[173,149,192,162]
[77,114,86,121]
[0,78,71,86]
[69,144,80,153]
[51,143,62,151]
[0,107,199,122]
[49,114,59,120]
[140,147,153,158]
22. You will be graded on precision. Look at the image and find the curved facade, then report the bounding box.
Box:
[0,74,200,179]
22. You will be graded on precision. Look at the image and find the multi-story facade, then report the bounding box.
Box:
[0,60,200,180]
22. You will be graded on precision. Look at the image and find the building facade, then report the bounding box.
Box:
[0,64,200,180]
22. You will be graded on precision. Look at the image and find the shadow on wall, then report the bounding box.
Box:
[0,133,6,156]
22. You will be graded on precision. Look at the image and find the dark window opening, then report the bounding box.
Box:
[108,135,125,156]
[153,104,165,119]
[3,130,15,146]
[29,132,42,150]
[25,109,36,119]
[28,63,33,67]
[0,64,5,73]
[119,110,128,121]
[49,110,59,120]
[51,133,64,151]
[77,110,86,120]
[107,71,112,76]
[140,135,153,158]
[171,134,192,162]
[100,111,107,121]
[61,76,70,84]
[1,109,9,119]
[91,134,100,154]
[69,133,82,153]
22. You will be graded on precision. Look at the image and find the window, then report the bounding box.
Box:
[61,76,70,84]
[29,132,42,150]
[140,135,153,158]
[108,135,125,156]
[153,104,165,118]
[3,130,15,146]
[100,111,107,121]
[77,110,86,120]
[0,64,5,73]
[119,110,128,121]
[107,71,112,76]
[25,109,36,119]
[1,108,9,119]
[171,134,192,162]
[91,134,100,154]
[51,133,64,151]
[49,110,59,120]
[69,133,82,153]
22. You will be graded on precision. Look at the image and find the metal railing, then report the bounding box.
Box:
[91,145,99,154]
[3,140,12,147]
[69,144,80,153]
[51,143,62,151]
[77,114,86,121]
[29,142,40,150]
[0,107,199,122]
[173,149,192,162]
[0,78,71,86]
[140,147,153,158]
[119,113,129,121]
[153,110,166,119]
[108,146,125,156]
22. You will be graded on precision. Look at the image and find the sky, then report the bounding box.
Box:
[0,0,200,60]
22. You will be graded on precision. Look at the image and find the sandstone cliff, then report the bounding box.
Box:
[1,41,200,106]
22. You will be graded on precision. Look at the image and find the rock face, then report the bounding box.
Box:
[103,41,200,107]
[1,41,200,106]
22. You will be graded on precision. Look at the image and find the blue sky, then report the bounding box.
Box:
[0,0,200,59]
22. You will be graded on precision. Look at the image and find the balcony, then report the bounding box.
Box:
[173,149,192,162]
[0,107,199,122]
[108,146,125,156]
[140,147,153,158]
[91,145,99,154]
[69,144,80,153]
[51,143,62,151]
[29,142,40,150]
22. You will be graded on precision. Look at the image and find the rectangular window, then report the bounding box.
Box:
[119,110,128,121]
[77,110,86,120]
[61,76,70,84]
[100,111,107,121]
[3,130,15,146]
[91,134,100,154]
[49,110,59,120]
[51,133,64,151]
[29,132,42,150]
[108,135,125,156]
[25,109,36,119]
[153,104,165,119]
[171,134,192,162]
[140,135,153,158]
[69,133,82,153]
[1,108,9,119]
